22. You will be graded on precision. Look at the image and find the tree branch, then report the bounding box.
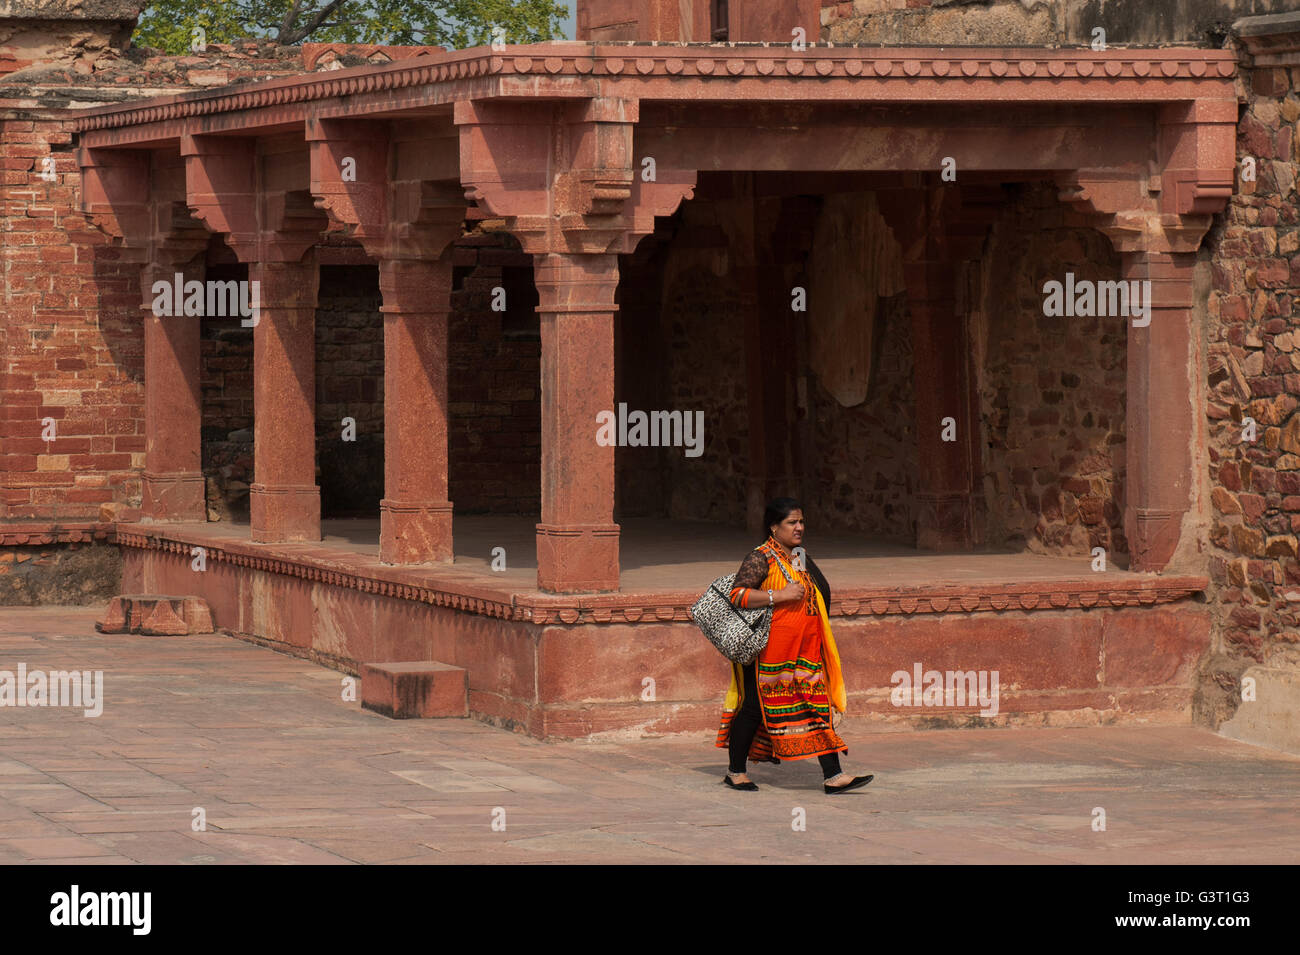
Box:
[277,0,305,40]
[281,0,350,44]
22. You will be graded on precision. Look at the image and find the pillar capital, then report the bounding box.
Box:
[181,134,327,263]
[306,116,465,260]
[1055,168,1224,254]
[455,98,695,255]
[79,147,210,267]
[532,251,620,312]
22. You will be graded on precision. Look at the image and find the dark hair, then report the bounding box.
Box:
[762,497,803,541]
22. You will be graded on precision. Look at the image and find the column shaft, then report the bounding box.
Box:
[378,257,453,563]
[906,258,975,550]
[249,259,321,542]
[141,260,205,521]
[1122,250,1196,570]
[533,252,620,592]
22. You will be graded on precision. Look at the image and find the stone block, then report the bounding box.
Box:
[1219,667,1300,757]
[361,661,468,719]
[96,595,215,635]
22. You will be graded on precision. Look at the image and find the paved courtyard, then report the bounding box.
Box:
[1,606,1297,865]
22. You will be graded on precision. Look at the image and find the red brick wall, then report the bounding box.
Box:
[1,111,144,522]
[2,44,309,526]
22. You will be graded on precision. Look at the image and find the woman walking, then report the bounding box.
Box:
[716,498,873,793]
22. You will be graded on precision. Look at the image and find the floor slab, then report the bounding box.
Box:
[0,607,1295,864]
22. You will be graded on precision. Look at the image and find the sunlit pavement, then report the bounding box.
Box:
[1,607,1297,865]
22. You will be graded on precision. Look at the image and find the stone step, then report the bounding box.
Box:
[96,595,214,635]
[360,661,468,720]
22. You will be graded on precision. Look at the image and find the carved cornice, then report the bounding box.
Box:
[108,525,1205,626]
[72,46,1239,135]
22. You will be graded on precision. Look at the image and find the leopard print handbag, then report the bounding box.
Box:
[690,557,795,664]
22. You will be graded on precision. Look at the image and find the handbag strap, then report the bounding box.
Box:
[765,546,797,585]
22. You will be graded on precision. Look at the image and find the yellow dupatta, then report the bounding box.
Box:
[722,547,847,713]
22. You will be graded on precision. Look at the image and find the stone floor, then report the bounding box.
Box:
[145,515,1150,593]
[1,607,1297,865]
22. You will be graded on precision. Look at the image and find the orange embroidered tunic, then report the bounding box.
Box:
[714,537,848,762]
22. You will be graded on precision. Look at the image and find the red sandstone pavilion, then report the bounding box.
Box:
[2,1,1299,746]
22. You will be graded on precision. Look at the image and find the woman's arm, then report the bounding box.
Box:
[729,551,769,608]
[729,551,803,608]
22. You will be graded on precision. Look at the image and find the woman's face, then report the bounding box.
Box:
[770,509,804,550]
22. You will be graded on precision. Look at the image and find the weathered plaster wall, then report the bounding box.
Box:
[821,0,1295,46]
[0,0,140,78]
[0,538,119,604]
[806,290,917,542]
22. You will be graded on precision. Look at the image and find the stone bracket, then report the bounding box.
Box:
[455,97,696,254]
[181,134,326,263]
[306,116,464,259]
[79,147,210,267]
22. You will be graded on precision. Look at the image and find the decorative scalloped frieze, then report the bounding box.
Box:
[73,47,1237,133]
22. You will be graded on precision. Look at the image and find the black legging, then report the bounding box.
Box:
[728,662,843,779]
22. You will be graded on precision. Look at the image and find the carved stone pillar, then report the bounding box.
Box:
[905,257,975,550]
[533,252,621,592]
[1122,250,1199,570]
[140,258,206,522]
[378,256,454,563]
[249,258,321,542]
[307,118,464,564]
[877,184,980,551]
[456,96,695,592]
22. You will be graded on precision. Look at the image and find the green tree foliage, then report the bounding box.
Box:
[134,0,568,53]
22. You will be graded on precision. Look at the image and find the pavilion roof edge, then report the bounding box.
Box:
[70,42,1240,135]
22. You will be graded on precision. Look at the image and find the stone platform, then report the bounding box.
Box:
[110,517,1211,738]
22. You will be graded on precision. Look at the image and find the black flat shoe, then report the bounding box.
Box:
[723,775,759,791]
[824,773,873,794]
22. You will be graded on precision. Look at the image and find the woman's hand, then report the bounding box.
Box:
[775,581,805,604]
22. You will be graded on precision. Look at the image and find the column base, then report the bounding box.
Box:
[250,484,321,542]
[1128,506,1183,572]
[380,499,453,564]
[915,492,973,551]
[141,472,206,522]
[536,522,620,593]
